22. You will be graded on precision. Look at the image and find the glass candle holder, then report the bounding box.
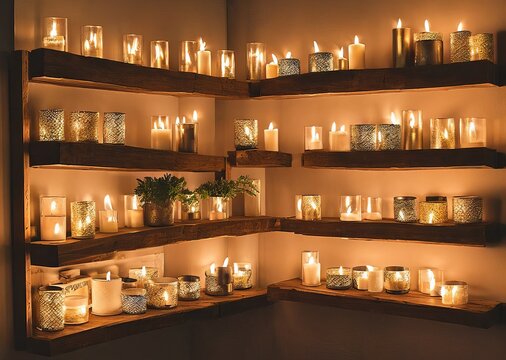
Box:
[301,195,321,221]
[329,123,349,151]
[40,195,66,241]
[39,109,64,141]
[70,201,95,239]
[64,295,89,325]
[414,31,443,66]
[233,262,253,290]
[103,112,126,145]
[304,126,323,150]
[178,275,200,300]
[146,277,178,309]
[151,40,169,69]
[453,196,483,224]
[42,17,67,51]
[180,199,201,221]
[418,268,443,296]
[394,196,417,222]
[362,197,382,220]
[121,277,138,289]
[91,273,122,316]
[352,266,370,290]
[81,25,103,58]
[377,124,401,150]
[174,117,198,153]
[340,195,362,221]
[326,267,352,290]
[123,34,143,65]
[459,118,486,148]
[208,197,230,220]
[470,33,494,62]
[279,57,301,76]
[295,195,303,219]
[205,267,233,296]
[151,115,172,151]
[384,266,410,295]
[68,111,99,142]
[309,52,333,72]
[301,251,321,286]
[368,267,384,293]
[350,124,377,151]
[180,40,198,72]
[217,50,235,78]
[197,38,211,75]
[441,281,468,305]
[430,118,455,149]
[121,288,147,314]
[247,42,266,80]
[419,201,448,224]
[393,22,414,68]
[38,286,65,331]
[234,119,258,150]
[450,28,471,63]
[402,110,423,150]
[128,266,159,289]
[124,194,144,228]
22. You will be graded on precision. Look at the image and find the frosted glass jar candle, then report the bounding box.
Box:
[174,116,198,153]
[295,195,303,220]
[377,124,401,150]
[103,112,126,144]
[247,42,266,80]
[301,195,321,221]
[217,50,235,78]
[38,286,65,331]
[71,201,95,239]
[459,118,486,148]
[350,124,377,151]
[301,251,321,287]
[453,196,483,224]
[414,21,443,66]
[470,33,494,62]
[402,110,423,150]
[340,195,362,221]
[178,275,200,300]
[233,262,253,290]
[68,111,99,142]
[180,41,198,72]
[64,295,89,325]
[441,281,468,305]
[367,267,384,293]
[91,273,122,316]
[121,288,147,314]
[146,277,178,309]
[418,268,443,296]
[419,201,448,224]
[362,197,382,220]
[326,267,352,290]
[124,195,144,228]
[394,196,417,222]
[150,40,169,69]
[309,41,333,72]
[42,17,67,51]
[392,19,414,68]
[128,266,159,289]
[279,53,300,76]
[234,119,258,150]
[430,118,455,149]
[39,109,64,141]
[205,267,233,296]
[123,34,143,65]
[329,123,349,151]
[244,179,261,216]
[352,266,369,290]
[98,195,118,234]
[151,115,172,151]
[40,195,66,241]
[208,197,230,220]
[304,126,323,150]
[81,25,103,58]
[450,24,471,63]
[384,266,410,294]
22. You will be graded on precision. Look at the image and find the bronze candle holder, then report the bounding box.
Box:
[393,24,413,67]
[414,32,443,66]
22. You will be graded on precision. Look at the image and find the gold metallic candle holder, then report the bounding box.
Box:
[301,250,321,286]
[392,21,414,67]
[459,118,487,148]
[42,17,67,51]
[414,31,443,66]
[151,40,169,69]
[123,34,143,65]
[103,112,125,144]
[419,200,448,224]
[208,197,230,220]
[217,50,235,78]
[326,267,352,290]
[430,118,455,149]
[70,201,95,239]
[301,195,321,221]
[340,195,362,221]
[309,52,333,72]
[146,277,178,309]
[450,29,471,63]
[68,111,99,142]
[144,202,175,226]
[39,109,65,141]
[246,42,266,80]
[394,196,417,223]
[470,33,494,62]
[81,25,103,58]
[418,268,443,296]
[128,266,159,289]
[234,119,258,150]
[441,281,468,305]
[279,58,300,76]
[178,275,201,300]
[121,288,147,314]
[384,266,410,295]
[38,286,65,332]
[350,124,377,151]
[233,262,253,290]
[205,267,233,296]
[453,196,483,224]
[64,295,89,325]
[402,110,423,150]
[377,124,401,150]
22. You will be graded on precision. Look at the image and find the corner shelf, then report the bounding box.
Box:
[267,279,502,328]
[280,218,501,246]
[228,150,292,167]
[302,148,505,170]
[30,216,279,267]
[28,289,268,356]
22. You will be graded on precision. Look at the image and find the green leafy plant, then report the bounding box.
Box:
[134,174,186,207]
[196,175,258,200]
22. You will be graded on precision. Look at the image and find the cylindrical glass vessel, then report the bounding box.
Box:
[234,119,258,150]
[441,281,468,305]
[459,118,486,148]
[419,201,448,224]
[128,267,159,289]
[233,262,253,290]
[38,286,65,331]
[208,197,230,220]
[453,196,483,224]
[68,111,99,142]
[301,250,320,286]
[40,195,66,241]
[39,109,65,141]
[470,33,494,62]
[362,197,382,220]
[64,295,89,325]
[309,52,333,72]
[301,195,321,221]
[123,34,143,65]
[352,266,370,290]
[295,195,303,220]
[121,288,147,314]
[150,40,169,69]
[124,195,144,228]
[81,25,103,58]
[377,124,401,150]
[175,119,198,153]
[304,126,323,150]
[394,196,417,222]
[70,201,95,239]
[247,42,266,80]
[450,30,471,63]
[340,195,362,221]
[103,112,126,144]
[430,118,455,149]
[350,124,377,151]
[326,267,352,290]
[384,266,410,294]
[205,267,233,296]
[418,268,443,296]
[150,115,172,150]
[180,40,198,72]
[402,110,423,150]
[42,17,67,51]
[145,277,178,309]
[217,50,235,78]
[368,266,384,293]
[178,275,201,300]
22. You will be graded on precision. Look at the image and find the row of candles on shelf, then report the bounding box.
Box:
[300,251,468,305]
[296,195,483,224]
[42,17,494,80]
[37,259,253,332]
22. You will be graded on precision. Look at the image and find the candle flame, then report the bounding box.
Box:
[223,257,229,267]
[50,200,57,214]
[104,194,113,211]
[106,271,111,281]
[271,54,278,65]
[354,35,360,44]
[390,112,397,125]
[331,121,337,132]
[308,256,315,265]
[141,266,146,277]
[397,18,402,29]
[297,198,302,212]
[313,41,320,53]
[154,116,166,130]
[424,19,430,32]
[185,49,191,64]
[199,37,206,51]
[394,272,402,281]
[338,266,344,275]
[311,126,319,141]
[192,110,198,123]
[268,122,274,130]
[132,195,139,210]
[234,262,239,273]
[175,116,180,125]
[50,20,57,37]
[285,51,292,59]
[409,113,416,128]
[337,47,344,58]
[366,265,374,272]
[155,43,164,60]
[54,222,61,235]
[339,125,346,132]
[457,22,463,32]
[210,262,216,274]
[451,285,458,302]
[367,198,372,213]
[428,212,434,224]
[428,269,436,292]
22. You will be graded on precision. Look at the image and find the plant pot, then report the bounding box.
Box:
[144,202,174,226]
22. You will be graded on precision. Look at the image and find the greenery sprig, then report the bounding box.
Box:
[196,175,258,200]
[134,174,186,207]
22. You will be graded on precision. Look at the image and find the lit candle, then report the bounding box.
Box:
[450,22,471,63]
[123,34,143,65]
[384,266,410,294]
[348,35,365,69]
[150,40,169,69]
[264,122,279,151]
[279,51,301,76]
[392,18,413,67]
[295,195,303,220]
[42,17,67,51]
[362,197,382,220]
[329,122,348,151]
[209,197,226,220]
[151,115,172,150]
[40,196,66,241]
[340,195,362,221]
[247,43,266,80]
[402,110,423,150]
[470,33,494,62]
[419,268,443,296]
[180,40,198,72]
[304,126,323,150]
[99,195,118,233]
[71,201,95,239]
[441,281,468,305]
[430,118,455,149]
[309,41,333,72]
[233,262,253,289]
[414,20,443,66]
[266,54,279,79]
[197,37,212,75]
[302,256,321,286]
[218,50,235,78]
[367,266,384,293]
[91,272,122,316]
[377,112,401,151]
[126,195,144,228]
[64,295,89,325]
[356,272,369,290]
[81,25,103,58]
[128,266,159,289]
[460,118,486,148]
[334,47,349,70]
[174,111,198,153]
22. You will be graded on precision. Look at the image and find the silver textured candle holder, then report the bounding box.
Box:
[308,52,333,72]
[234,119,258,150]
[351,124,377,151]
[453,196,483,224]
[470,33,494,62]
[39,109,65,141]
[326,267,352,290]
[68,111,99,142]
[38,286,65,332]
[394,196,417,222]
[145,277,178,309]
[377,124,401,150]
[70,201,96,239]
[121,288,147,314]
[279,58,300,76]
[450,30,471,63]
[384,266,410,295]
[178,275,201,300]
[103,112,126,144]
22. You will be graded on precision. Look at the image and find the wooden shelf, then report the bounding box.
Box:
[228,150,292,167]
[29,141,226,173]
[28,48,250,98]
[267,279,502,328]
[31,217,278,267]
[250,61,500,98]
[28,289,268,356]
[280,218,501,246]
[302,148,505,169]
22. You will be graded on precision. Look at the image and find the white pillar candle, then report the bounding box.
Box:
[304,126,323,150]
[367,267,384,293]
[40,195,66,241]
[91,272,122,316]
[127,195,144,228]
[151,115,172,150]
[99,195,118,233]
[329,122,348,151]
[264,122,279,151]
[197,37,211,75]
[348,35,365,69]
[302,256,321,286]
[266,54,279,79]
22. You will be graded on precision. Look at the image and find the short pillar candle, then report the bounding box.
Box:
[151,115,172,150]
[301,250,321,287]
[124,194,144,228]
[81,25,103,58]
[367,267,384,293]
[326,266,352,290]
[392,18,413,68]
[123,34,143,65]
[304,126,323,150]
[264,122,279,151]
[266,54,279,79]
[459,118,486,148]
[40,195,66,241]
[39,109,65,141]
[150,40,169,69]
[418,268,443,296]
[91,272,122,316]
[309,41,333,72]
[247,42,266,80]
[441,281,468,305]
[301,195,321,221]
[430,118,455,149]
[197,37,212,75]
[450,22,471,63]
[414,20,443,66]
[329,122,348,151]
[180,40,198,72]
[340,195,362,221]
[71,200,95,239]
[402,110,423,150]
[384,266,410,294]
[42,17,67,51]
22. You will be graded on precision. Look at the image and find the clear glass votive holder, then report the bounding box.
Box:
[81,25,103,58]
[430,118,455,149]
[180,199,201,221]
[453,196,483,224]
[64,295,89,325]
[70,201,95,239]
[419,201,448,224]
[145,277,178,309]
[459,118,486,148]
[205,267,234,296]
[441,281,468,305]
[384,266,410,295]
[68,111,99,142]
[326,267,352,290]
[247,42,266,80]
[362,197,382,220]
[402,110,423,150]
[233,263,253,290]
[38,285,65,331]
[234,119,258,150]
[350,124,377,151]
[301,195,321,221]
[174,119,198,153]
[304,126,323,150]
[295,195,303,219]
[340,195,362,221]
[178,275,201,300]
[121,288,147,314]
[151,40,169,69]
[180,40,198,72]
[377,124,401,150]
[418,268,443,296]
[39,109,64,141]
[217,50,235,78]
[124,194,144,228]
[42,17,67,51]
[207,197,230,220]
[103,112,126,144]
[301,250,321,286]
[394,196,417,223]
[123,34,143,65]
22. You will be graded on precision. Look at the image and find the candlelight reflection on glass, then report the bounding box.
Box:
[335,47,349,70]
[208,197,230,220]
[402,110,423,150]
[430,118,455,149]
[217,50,235,78]
[441,281,468,305]
[301,195,321,221]
[247,42,266,80]
[151,115,171,150]
[150,40,169,69]
[329,122,348,151]
[326,266,352,290]
[394,196,417,223]
[175,112,198,153]
[450,22,471,63]
[205,258,233,295]
[362,197,382,220]
[453,196,483,224]
[180,40,198,72]
[99,195,118,233]
[64,295,89,324]
[39,108,64,141]
[146,277,178,309]
[304,126,323,150]
[69,111,99,143]
[234,119,258,150]
[103,112,125,145]
[71,201,95,239]
[419,200,448,224]
[470,33,494,62]
[377,113,401,150]
[460,118,486,148]
[42,17,67,51]
[340,195,361,221]
[123,34,143,65]
[121,288,147,315]
[81,25,103,58]
[233,262,253,289]
[295,195,303,220]
[128,266,159,289]
[418,268,443,296]
[301,251,320,286]
[350,124,376,151]
[40,195,66,241]
[178,275,201,300]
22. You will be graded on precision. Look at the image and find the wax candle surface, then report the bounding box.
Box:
[349,35,365,69]
[92,272,122,316]
[264,122,279,151]
[99,195,118,233]
[367,268,383,292]
[151,116,172,150]
[302,257,321,286]
[266,54,279,79]
[41,217,66,241]
[197,38,211,75]
[329,123,348,151]
[305,126,323,150]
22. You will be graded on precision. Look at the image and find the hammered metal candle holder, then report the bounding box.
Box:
[38,286,65,332]
[68,111,99,142]
[470,33,494,62]
[430,118,455,149]
[279,58,301,76]
[384,266,410,294]
[234,119,258,150]
[402,110,423,150]
[70,201,96,239]
[309,52,333,72]
[394,196,417,222]
[103,112,126,144]
[233,263,253,290]
[350,124,377,151]
[178,275,201,300]
[301,195,321,221]
[419,201,448,224]
[326,267,352,290]
[453,196,483,224]
[39,109,65,141]
[121,288,147,314]
[145,277,178,309]
[450,30,471,63]
[377,124,401,150]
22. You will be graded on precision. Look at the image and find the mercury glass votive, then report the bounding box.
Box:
[234,119,258,149]
[394,196,418,223]
[70,201,96,239]
[352,266,370,290]
[217,50,235,78]
[42,17,67,51]
[430,118,455,149]
[362,197,382,220]
[301,195,321,221]
[121,288,147,314]
[103,112,126,144]
[39,109,64,141]
[453,196,483,224]
[295,195,303,219]
[151,40,169,69]
[450,28,471,63]
[180,40,198,72]
[377,124,401,150]
[414,31,443,66]
[350,124,377,151]
[208,197,230,220]
[146,277,178,309]
[233,262,253,290]
[459,118,487,148]
[64,295,89,325]
[340,195,361,221]
[279,57,300,76]
[128,267,159,289]
[402,110,423,150]
[470,33,494,62]
[384,266,410,295]
[441,281,468,305]
[205,267,234,296]
[247,42,266,80]
[40,195,66,241]
[174,118,198,153]
[419,200,448,224]
[309,52,333,72]
[38,286,65,331]
[326,267,352,290]
[178,275,201,300]
[418,268,443,296]
[123,34,143,65]
[304,126,323,150]
[301,250,321,286]
[68,111,99,142]
[81,25,103,58]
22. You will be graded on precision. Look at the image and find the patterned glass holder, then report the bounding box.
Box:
[361,196,382,220]
[205,267,234,296]
[301,195,321,221]
[217,50,235,78]
[121,288,147,314]
[279,57,300,76]
[123,34,143,65]
[151,40,169,69]
[70,201,95,239]
[450,29,471,63]
[326,267,352,290]
[352,266,369,290]
[459,118,486,148]
[418,268,443,296]
[208,197,230,220]
[180,40,198,72]
[233,262,253,290]
[128,267,159,289]
[394,196,417,222]
[39,109,64,141]
[419,200,448,224]
[234,119,258,150]
[350,124,377,151]
[146,277,178,309]
[42,17,67,51]
[402,110,423,150]
[81,25,103,58]
[430,118,455,149]
[295,195,303,219]
[453,196,483,224]
[40,195,66,241]
[377,124,401,150]
[441,281,468,305]
[340,195,362,221]
[304,126,323,150]
[38,285,65,331]
[68,111,99,142]
[309,52,333,72]
[247,42,266,80]
[64,295,89,325]
[384,266,410,295]
[301,250,321,286]
[178,275,201,300]
[103,112,126,144]
[470,33,494,62]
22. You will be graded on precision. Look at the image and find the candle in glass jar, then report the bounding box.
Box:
[233,262,253,289]
[42,17,67,51]
[81,25,103,58]
[430,118,455,149]
[301,251,320,287]
[217,50,235,78]
[340,195,362,221]
[470,33,494,62]
[450,22,471,63]
[64,295,89,325]
[441,281,468,305]
[71,201,95,239]
[418,268,443,296]
[175,112,199,153]
[304,126,323,150]
[124,194,144,228]
[205,258,234,296]
[402,110,423,150]
[150,40,169,69]
[40,195,66,241]
[384,266,410,294]
[247,42,266,80]
[264,122,279,151]
[349,36,365,69]
[91,272,122,316]
[209,197,228,220]
[151,115,172,150]
[123,34,143,65]
[128,266,159,289]
[180,40,198,72]
[352,266,370,290]
[329,122,348,151]
[459,118,486,148]
[197,37,211,75]
[99,195,118,233]
[266,54,279,79]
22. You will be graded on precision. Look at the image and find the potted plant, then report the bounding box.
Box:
[134,174,186,226]
[196,176,259,220]
[178,189,201,221]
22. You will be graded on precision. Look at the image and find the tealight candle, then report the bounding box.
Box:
[309,41,333,72]
[304,126,323,150]
[295,195,303,220]
[414,20,443,66]
[340,195,362,221]
[348,35,365,69]
[393,196,418,223]
[402,110,423,150]
[377,113,401,151]
[301,251,321,287]
[441,281,468,305]
[71,201,95,239]
[208,197,229,220]
[217,50,235,78]
[103,112,126,145]
[91,272,122,316]
[418,268,443,296]
[459,118,486,148]
[40,195,66,241]
[124,194,144,228]
[450,22,471,63]
[39,108,65,141]
[123,34,143,65]
[335,47,349,70]
[430,118,455,149]
[205,258,233,295]
[384,266,410,294]
[326,266,352,290]
[197,37,211,75]
[247,42,266,80]
[233,262,253,289]
[244,179,261,216]
[128,266,159,289]
[99,195,118,233]
[180,40,198,72]
[146,277,178,308]
[453,196,483,224]
[81,25,103,58]
[350,124,377,151]
[352,266,370,290]
[234,119,258,150]
[266,54,279,79]
[419,200,448,224]
[470,33,494,62]
[150,40,169,69]
[279,51,300,76]
[174,112,199,153]
[367,266,384,293]
[301,195,321,221]
[64,295,89,324]
[264,122,279,151]
[68,111,99,143]
[151,115,172,150]
[392,18,413,67]
[362,197,382,220]
[42,17,67,51]
[329,122,348,151]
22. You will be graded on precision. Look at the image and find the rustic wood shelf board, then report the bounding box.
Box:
[28,289,268,356]
[267,279,502,328]
[29,141,226,173]
[280,218,500,246]
[302,148,505,169]
[30,217,279,267]
[228,150,292,167]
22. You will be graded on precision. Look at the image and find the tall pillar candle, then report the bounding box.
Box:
[450,22,471,63]
[264,122,279,151]
[392,19,413,67]
[348,36,365,69]
[197,37,211,75]
[91,272,122,316]
[124,194,144,228]
[329,122,348,151]
[415,20,443,66]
